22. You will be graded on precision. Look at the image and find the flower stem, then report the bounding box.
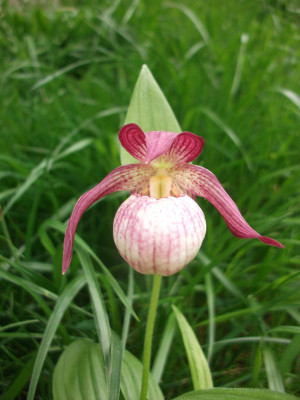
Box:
[140,274,162,400]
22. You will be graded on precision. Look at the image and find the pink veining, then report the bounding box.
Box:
[62,123,283,276]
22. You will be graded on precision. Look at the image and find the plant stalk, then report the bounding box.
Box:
[140,274,162,400]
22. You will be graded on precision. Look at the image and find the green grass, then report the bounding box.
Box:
[0,0,299,399]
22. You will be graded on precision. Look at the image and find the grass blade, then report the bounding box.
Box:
[2,159,46,215]
[263,346,285,393]
[151,313,176,383]
[279,335,300,375]
[1,355,35,400]
[172,305,213,390]
[39,219,139,320]
[230,33,249,97]
[276,88,300,110]
[204,272,215,364]
[200,107,251,170]
[269,326,300,335]
[77,250,111,375]
[108,334,123,400]
[165,3,210,45]
[27,275,86,400]
[31,59,98,91]
[121,268,135,352]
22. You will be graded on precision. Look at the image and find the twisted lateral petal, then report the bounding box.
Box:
[62,164,153,274]
[119,123,147,162]
[176,164,284,248]
[166,132,205,163]
[113,194,206,276]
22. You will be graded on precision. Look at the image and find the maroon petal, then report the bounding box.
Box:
[119,123,178,164]
[119,124,204,165]
[176,164,284,248]
[166,132,205,163]
[62,164,153,274]
[119,123,147,162]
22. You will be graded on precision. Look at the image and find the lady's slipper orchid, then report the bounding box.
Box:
[62,123,283,276]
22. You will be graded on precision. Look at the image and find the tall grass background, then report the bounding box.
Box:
[0,0,299,398]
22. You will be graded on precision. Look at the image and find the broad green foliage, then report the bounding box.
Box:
[172,388,299,400]
[53,339,164,400]
[53,340,108,400]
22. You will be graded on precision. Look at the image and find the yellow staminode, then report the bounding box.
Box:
[149,172,172,199]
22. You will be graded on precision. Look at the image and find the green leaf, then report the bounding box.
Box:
[171,388,299,400]
[121,64,181,165]
[1,355,35,400]
[199,107,252,170]
[121,350,164,400]
[53,339,163,400]
[172,305,213,390]
[39,218,138,320]
[165,3,210,45]
[252,345,263,387]
[55,138,93,160]
[3,159,47,215]
[269,326,300,335]
[276,88,300,110]
[31,59,96,90]
[263,346,285,393]
[78,250,123,400]
[28,275,86,400]
[53,339,109,400]
[108,334,123,400]
[152,313,176,383]
[0,263,90,319]
[121,268,135,351]
[77,250,111,372]
[204,272,215,364]
[280,334,300,375]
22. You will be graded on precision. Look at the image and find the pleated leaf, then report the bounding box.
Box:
[121,350,164,400]
[53,339,108,400]
[172,305,213,390]
[171,388,299,400]
[53,339,163,400]
[121,64,181,165]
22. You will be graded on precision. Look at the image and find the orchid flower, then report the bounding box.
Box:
[62,123,283,276]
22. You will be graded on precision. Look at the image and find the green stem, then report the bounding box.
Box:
[140,274,162,400]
